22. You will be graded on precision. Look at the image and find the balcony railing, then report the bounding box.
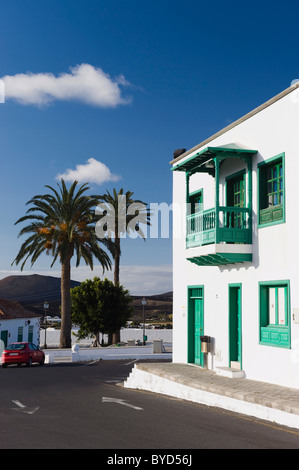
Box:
[186,206,251,248]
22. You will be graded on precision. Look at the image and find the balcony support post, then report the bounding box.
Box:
[186,171,190,215]
[214,156,220,243]
[247,158,252,244]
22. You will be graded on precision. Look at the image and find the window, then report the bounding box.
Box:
[258,153,285,226]
[226,171,246,229]
[28,325,33,343]
[189,190,203,215]
[259,281,290,348]
[17,327,23,342]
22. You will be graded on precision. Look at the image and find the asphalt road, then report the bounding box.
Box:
[1,359,299,453]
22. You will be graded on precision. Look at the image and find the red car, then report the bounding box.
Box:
[1,342,45,368]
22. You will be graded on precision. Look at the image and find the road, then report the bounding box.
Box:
[0,359,299,453]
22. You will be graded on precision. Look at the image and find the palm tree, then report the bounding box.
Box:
[12,180,113,348]
[97,188,150,343]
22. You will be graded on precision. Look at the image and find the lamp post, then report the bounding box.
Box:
[141,297,147,345]
[43,301,49,349]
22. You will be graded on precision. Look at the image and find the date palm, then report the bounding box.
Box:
[97,188,150,343]
[12,179,113,348]
[97,188,150,283]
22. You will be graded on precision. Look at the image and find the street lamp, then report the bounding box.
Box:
[43,301,49,349]
[141,297,147,345]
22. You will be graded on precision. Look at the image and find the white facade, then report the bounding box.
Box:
[0,312,41,355]
[172,83,299,389]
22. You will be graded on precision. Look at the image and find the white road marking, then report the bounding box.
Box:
[124,359,138,366]
[85,359,102,366]
[12,400,26,408]
[102,397,143,410]
[12,400,39,414]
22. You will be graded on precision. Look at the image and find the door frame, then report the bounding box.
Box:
[187,285,204,366]
[228,283,242,369]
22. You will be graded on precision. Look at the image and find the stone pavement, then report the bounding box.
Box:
[124,362,299,430]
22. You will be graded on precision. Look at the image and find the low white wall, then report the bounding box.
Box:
[44,344,172,364]
[40,328,173,348]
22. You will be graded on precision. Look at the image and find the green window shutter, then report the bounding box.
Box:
[28,325,33,343]
[18,327,23,342]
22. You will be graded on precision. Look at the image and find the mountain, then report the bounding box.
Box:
[0,274,80,303]
[0,274,172,322]
[0,274,80,316]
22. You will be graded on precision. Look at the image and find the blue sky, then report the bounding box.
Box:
[0,0,299,294]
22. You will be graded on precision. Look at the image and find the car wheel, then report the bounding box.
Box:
[39,357,45,366]
[2,363,7,368]
[26,357,32,367]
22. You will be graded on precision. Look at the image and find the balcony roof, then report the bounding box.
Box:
[171,143,257,173]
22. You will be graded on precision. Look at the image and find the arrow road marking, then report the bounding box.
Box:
[12,400,39,415]
[102,397,143,411]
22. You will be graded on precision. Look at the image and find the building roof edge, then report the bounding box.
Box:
[170,82,299,165]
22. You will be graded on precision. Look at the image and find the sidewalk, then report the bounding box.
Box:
[123,362,299,430]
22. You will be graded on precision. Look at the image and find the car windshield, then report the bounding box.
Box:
[6,343,26,351]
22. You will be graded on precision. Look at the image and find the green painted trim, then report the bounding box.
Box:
[248,159,252,244]
[187,285,204,366]
[228,283,242,370]
[171,146,257,173]
[188,253,252,266]
[258,280,291,349]
[215,157,220,243]
[257,152,285,228]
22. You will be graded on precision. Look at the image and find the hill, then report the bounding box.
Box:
[0,274,80,316]
[0,275,172,323]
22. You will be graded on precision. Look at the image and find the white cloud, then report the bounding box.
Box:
[56,158,121,185]
[0,265,173,296]
[2,63,132,107]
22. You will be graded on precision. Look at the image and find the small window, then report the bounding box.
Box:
[17,327,23,342]
[258,153,285,227]
[259,281,290,348]
[28,325,34,343]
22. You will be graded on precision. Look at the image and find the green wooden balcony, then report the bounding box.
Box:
[186,206,252,249]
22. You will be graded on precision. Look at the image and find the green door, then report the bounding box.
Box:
[194,298,204,365]
[229,285,242,368]
[188,287,204,366]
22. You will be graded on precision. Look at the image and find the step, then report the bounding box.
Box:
[215,366,246,378]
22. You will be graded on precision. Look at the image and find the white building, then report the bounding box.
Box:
[171,82,299,389]
[0,299,41,352]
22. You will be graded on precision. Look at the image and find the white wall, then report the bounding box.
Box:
[172,86,299,388]
[39,328,173,348]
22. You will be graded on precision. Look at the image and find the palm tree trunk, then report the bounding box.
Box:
[114,235,120,284]
[60,255,72,348]
[112,235,121,344]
